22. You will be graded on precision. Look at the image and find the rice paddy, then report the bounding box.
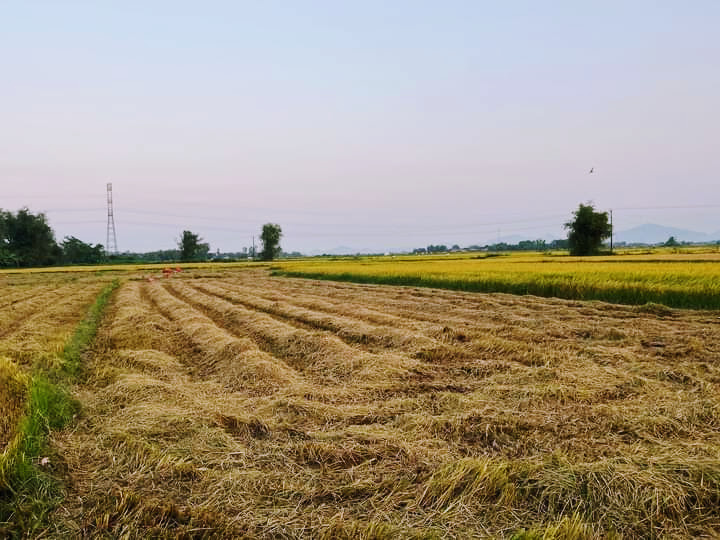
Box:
[2,264,720,537]
[274,251,720,309]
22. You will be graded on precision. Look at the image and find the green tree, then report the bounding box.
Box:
[259,223,282,261]
[664,236,679,247]
[564,203,612,256]
[0,208,61,267]
[61,236,105,264]
[178,230,210,261]
[0,212,11,266]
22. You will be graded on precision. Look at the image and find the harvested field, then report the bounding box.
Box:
[0,277,109,369]
[0,273,111,512]
[42,268,720,538]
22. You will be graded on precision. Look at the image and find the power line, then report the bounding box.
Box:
[36,202,720,227]
[120,220,255,234]
[49,207,567,231]
[615,204,720,211]
[54,220,106,225]
[43,201,720,244]
[53,218,557,238]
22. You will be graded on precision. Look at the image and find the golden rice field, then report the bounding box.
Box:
[1,266,719,537]
[274,251,720,309]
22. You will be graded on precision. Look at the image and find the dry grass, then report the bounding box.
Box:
[0,276,109,369]
[0,274,110,466]
[142,281,302,394]
[0,357,27,453]
[3,267,713,537]
[1,274,121,537]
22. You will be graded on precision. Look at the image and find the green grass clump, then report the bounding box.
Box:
[0,376,79,535]
[61,279,120,376]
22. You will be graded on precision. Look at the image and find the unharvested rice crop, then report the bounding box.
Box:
[274,253,720,309]
[38,268,720,538]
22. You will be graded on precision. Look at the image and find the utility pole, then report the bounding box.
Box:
[252,235,256,259]
[106,183,118,255]
[610,209,613,254]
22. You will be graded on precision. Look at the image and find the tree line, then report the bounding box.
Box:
[0,207,286,268]
[1,203,614,268]
[0,208,104,267]
[409,204,612,256]
[177,223,283,262]
[412,239,571,254]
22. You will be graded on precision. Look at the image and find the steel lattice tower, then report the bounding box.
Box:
[106,183,118,254]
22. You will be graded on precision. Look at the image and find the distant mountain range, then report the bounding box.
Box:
[614,224,720,245]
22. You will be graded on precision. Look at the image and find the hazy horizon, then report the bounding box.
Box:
[2,2,719,253]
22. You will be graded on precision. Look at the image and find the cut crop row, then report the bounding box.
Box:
[209,276,590,370]
[188,280,472,362]
[0,283,106,367]
[163,281,432,388]
[143,282,300,395]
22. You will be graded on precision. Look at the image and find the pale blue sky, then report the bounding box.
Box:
[2,1,719,252]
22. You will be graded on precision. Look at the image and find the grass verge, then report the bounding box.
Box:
[61,279,120,377]
[0,279,119,536]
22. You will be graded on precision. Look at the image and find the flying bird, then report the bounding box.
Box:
[589,167,594,174]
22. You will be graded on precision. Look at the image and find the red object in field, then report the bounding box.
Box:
[175,267,182,273]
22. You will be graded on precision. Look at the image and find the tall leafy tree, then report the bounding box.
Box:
[259,223,282,261]
[178,230,210,261]
[0,208,61,267]
[61,236,105,264]
[564,203,612,256]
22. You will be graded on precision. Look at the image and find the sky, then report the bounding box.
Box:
[1,1,719,253]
